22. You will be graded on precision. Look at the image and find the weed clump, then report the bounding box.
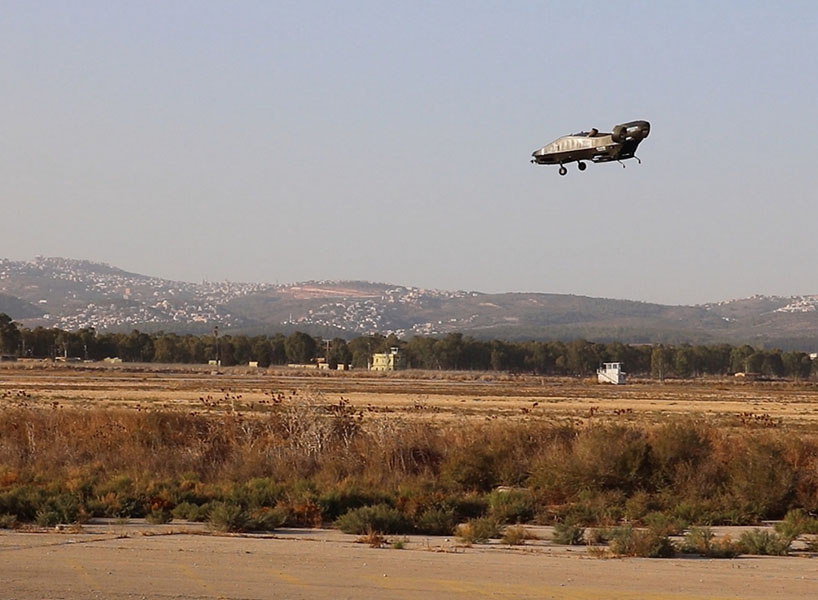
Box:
[390,536,409,549]
[355,528,387,548]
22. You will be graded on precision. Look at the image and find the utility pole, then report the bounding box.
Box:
[214,326,220,367]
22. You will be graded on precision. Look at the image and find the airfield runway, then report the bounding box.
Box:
[1,525,817,600]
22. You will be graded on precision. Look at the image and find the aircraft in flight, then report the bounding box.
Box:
[531,120,650,175]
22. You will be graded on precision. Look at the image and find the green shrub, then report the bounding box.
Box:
[247,507,287,531]
[644,511,687,536]
[556,490,625,526]
[624,491,656,521]
[146,509,173,524]
[243,478,286,508]
[33,493,81,526]
[335,504,412,535]
[739,529,791,556]
[585,527,613,545]
[414,507,456,536]
[670,499,736,526]
[209,502,249,532]
[0,513,19,529]
[456,517,500,544]
[450,494,489,521]
[35,509,61,527]
[318,488,387,521]
[681,527,741,558]
[172,501,210,522]
[609,526,675,558]
[487,489,534,524]
[534,426,653,496]
[728,440,796,520]
[0,486,44,521]
[649,421,713,487]
[552,522,585,545]
[442,446,499,492]
[775,508,818,540]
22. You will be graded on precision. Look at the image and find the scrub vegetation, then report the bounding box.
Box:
[2,399,818,544]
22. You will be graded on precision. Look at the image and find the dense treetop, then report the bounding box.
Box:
[0,313,814,379]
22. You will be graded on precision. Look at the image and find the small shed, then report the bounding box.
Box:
[598,362,626,385]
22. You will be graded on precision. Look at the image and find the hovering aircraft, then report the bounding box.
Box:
[531,120,650,175]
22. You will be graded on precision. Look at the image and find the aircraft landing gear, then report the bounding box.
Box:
[558,165,567,176]
[577,162,587,171]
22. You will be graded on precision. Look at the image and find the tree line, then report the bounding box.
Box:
[0,313,815,379]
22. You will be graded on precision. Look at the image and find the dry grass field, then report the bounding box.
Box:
[3,362,818,599]
[4,362,818,429]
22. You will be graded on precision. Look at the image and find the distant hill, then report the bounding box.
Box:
[2,257,818,350]
[0,292,44,319]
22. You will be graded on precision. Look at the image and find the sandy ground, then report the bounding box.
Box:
[2,523,818,600]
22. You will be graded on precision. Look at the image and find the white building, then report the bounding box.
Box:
[597,362,626,385]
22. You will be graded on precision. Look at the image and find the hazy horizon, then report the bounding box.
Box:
[3,253,813,307]
[3,2,817,305]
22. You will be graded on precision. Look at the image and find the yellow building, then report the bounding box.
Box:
[370,347,403,371]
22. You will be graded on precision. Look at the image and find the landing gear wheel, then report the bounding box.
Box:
[558,165,567,176]
[577,162,587,171]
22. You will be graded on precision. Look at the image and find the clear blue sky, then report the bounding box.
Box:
[2,1,817,304]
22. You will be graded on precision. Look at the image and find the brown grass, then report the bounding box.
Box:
[3,365,818,532]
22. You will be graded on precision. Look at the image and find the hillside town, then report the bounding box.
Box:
[0,257,469,335]
[0,257,270,330]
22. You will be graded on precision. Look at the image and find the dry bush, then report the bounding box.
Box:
[530,425,652,497]
[2,406,818,536]
[501,524,537,545]
[355,528,386,548]
[456,517,500,544]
